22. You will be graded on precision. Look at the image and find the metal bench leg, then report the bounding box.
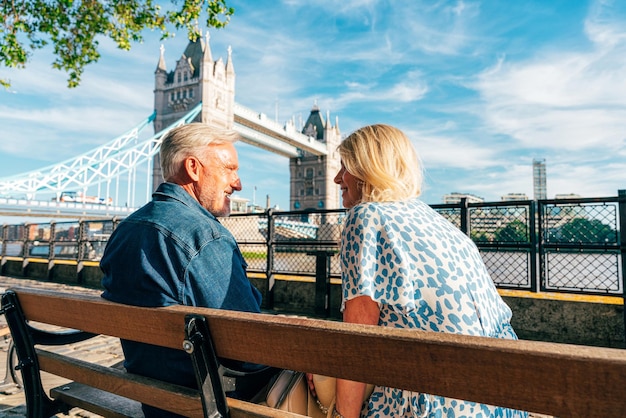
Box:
[1,291,65,417]
[184,314,229,418]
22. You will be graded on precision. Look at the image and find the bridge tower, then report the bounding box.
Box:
[289,105,342,211]
[154,37,342,211]
[153,33,235,191]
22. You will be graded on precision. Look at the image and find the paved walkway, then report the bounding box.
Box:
[0,276,122,418]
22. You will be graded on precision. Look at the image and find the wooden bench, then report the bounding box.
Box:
[1,286,626,417]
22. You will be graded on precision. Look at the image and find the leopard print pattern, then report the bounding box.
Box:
[341,198,528,418]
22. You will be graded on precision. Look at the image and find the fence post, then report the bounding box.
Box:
[21,224,29,276]
[537,199,546,292]
[47,222,56,280]
[77,220,87,285]
[265,209,275,310]
[529,200,538,292]
[0,225,5,258]
[0,225,5,276]
[460,198,470,236]
[310,251,333,318]
[618,189,626,346]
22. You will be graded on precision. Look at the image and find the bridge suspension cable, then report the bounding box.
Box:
[0,103,202,207]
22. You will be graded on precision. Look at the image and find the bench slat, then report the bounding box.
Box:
[17,289,186,350]
[12,287,626,417]
[51,382,145,418]
[50,383,307,418]
[38,349,204,417]
[39,349,306,418]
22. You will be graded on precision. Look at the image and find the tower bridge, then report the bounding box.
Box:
[0,34,342,219]
[233,102,329,158]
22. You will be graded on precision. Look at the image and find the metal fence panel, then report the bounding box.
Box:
[430,206,462,229]
[544,252,622,293]
[430,201,537,290]
[540,198,622,295]
[50,221,80,260]
[220,213,267,273]
[269,211,341,276]
[81,220,116,261]
[480,250,533,289]
[1,224,25,257]
[25,223,52,259]
[468,202,536,290]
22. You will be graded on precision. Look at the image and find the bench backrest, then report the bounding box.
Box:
[3,286,626,417]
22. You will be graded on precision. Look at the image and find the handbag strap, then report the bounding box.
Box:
[276,371,305,409]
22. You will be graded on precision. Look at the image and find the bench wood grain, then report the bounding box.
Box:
[8,286,626,417]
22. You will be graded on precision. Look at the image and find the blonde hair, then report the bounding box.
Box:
[337,124,422,202]
[160,123,240,181]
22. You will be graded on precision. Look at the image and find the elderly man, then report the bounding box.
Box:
[101,123,272,417]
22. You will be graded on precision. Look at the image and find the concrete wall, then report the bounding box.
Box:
[504,295,624,348]
[2,261,624,349]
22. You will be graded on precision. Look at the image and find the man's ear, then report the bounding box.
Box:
[183,156,202,182]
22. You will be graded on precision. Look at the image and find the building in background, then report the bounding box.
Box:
[501,193,529,201]
[442,192,484,204]
[289,104,342,211]
[533,158,547,200]
[229,196,249,214]
[555,193,582,200]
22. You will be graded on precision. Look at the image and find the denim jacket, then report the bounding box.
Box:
[100,182,262,406]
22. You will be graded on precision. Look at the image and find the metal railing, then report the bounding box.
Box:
[539,195,624,294]
[1,191,624,300]
[0,219,119,263]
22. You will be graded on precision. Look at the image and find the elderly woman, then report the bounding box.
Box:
[329,124,527,418]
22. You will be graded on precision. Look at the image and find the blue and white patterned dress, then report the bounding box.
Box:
[340,198,528,418]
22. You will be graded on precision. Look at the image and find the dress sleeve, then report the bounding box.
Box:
[341,204,417,313]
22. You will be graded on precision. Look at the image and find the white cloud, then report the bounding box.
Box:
[404,129,498,170]
[473,26,626,151]
[391,0,480,56]
[548,160,625,197]
[0,105,151,161]
[584,0,626,48]
[314,72,429,113]
[464,164,534,199]
[481,106,626,150]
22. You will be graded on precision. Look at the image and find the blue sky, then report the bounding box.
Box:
[1,0,625,218]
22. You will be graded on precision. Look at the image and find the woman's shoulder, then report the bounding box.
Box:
[351,197,429,215]
[347,200,388,221]
[345,199,431,230]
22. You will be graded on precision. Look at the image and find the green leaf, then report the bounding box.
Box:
[0,0,235,89]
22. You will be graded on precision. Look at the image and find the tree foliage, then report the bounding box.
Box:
[558,218,616,243]
[1,0,234,88]
[470,229,490,242]
[493,220,528,243]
